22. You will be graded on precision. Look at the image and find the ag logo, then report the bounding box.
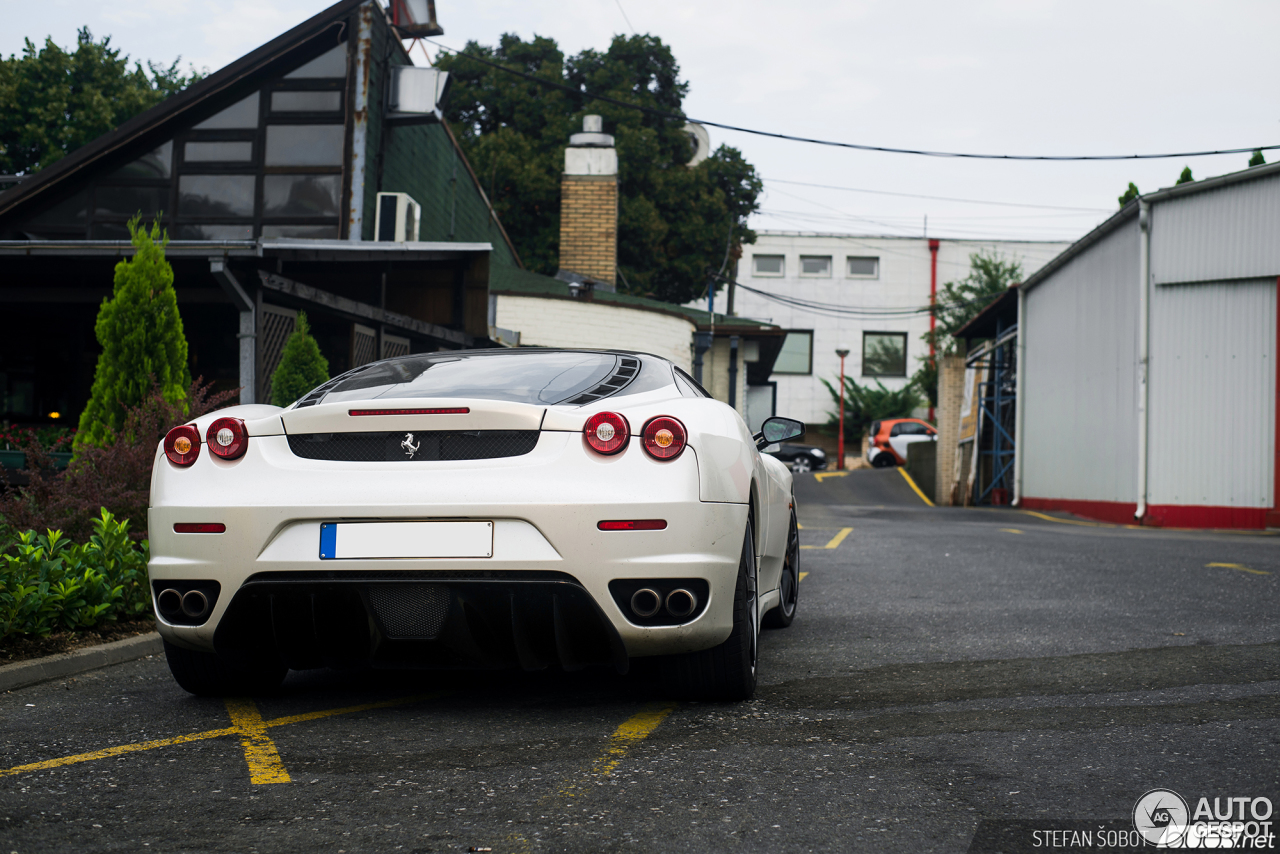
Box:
[1133,788,1189,846]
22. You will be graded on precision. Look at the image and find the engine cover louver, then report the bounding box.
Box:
[287,430,539,461]
[562,356,640,405]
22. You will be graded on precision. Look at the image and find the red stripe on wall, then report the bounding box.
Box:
[1021,497,1269,530]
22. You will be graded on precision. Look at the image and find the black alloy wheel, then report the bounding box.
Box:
[764,505,799,629]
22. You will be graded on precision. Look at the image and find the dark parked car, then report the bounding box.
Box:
[764,442,828,473]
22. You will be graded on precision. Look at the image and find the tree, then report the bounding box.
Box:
[1118,182,1140,207]
[911,250,1023,405]
[820,376,922,443]
[270,312,329,407]
[76,218,190,451]
[1249,150,1266,168]
[1176,166,1194,185]
[0,28,201,175]
[437,33,763,304]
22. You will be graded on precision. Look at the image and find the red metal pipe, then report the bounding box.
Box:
[928,239,940,422]
[837,352,847,470]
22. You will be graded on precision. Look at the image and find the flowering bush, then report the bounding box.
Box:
[0,425,75,454]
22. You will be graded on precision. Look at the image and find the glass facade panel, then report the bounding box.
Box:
[261,224,340,239]
[184,141,254,162]
[94,185,167,217]
[774,331,813,375]
[107,142,173,180]
[263,174,342,217]
[27,191,90,225]
[284,44,347,78]
[271,90,342,112]
[862,332,907,377]
[264,125,345,166]
[753,255,784,276]
[172,223,255,240]
[847,256,879,277]
[177,175,256,217]
[194,92,260,129]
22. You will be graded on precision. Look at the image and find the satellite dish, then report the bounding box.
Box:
[683,122,710,167]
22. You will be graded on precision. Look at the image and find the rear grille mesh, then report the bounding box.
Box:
[563,356,640,405]
[287,430,539,462]
[366,584,450,639]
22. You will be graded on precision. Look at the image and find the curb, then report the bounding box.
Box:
[0,632,164,693]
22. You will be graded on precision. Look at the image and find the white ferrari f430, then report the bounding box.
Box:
[149,349,803,700]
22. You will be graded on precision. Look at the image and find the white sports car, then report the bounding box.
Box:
[149,349,803,700]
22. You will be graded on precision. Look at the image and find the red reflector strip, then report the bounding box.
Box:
[597,520,667,531]
[174,523,226,534]
[348,408,470,416]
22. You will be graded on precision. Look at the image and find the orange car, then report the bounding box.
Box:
[866,418,937,468]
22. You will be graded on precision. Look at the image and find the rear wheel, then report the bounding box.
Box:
[661,520,758,701]
[872,451,896,468]
[763,507,799,629]
[163,640,287,697]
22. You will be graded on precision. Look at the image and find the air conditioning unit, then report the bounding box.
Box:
[375,192,421,242]
[388,66,450,124]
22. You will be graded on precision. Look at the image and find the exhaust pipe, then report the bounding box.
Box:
[181,589,210,619]
[157,588,183,617]
[665,588,698,619]
[630,588,662,619]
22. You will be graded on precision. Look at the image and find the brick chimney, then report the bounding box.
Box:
[558,115,618,289]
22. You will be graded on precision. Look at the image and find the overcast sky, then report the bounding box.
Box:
[6,0,1279,244]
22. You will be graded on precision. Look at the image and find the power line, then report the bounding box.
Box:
[613,0,637,35]
[428,39,1280,162]
[765,178,1112,212]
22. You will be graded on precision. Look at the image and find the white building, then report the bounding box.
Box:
[728,232,1070,426]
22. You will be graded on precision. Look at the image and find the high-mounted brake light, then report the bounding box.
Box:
[598,519,667,531]
[206,417,248,460]
[164,425,201,466]
[583,411,629,455]
[641,416,687,460]
[349,408,470,416]
[174,523,226,534]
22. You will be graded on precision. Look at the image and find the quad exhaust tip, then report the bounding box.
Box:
[157,588,183,617]
[630,588,662,618]
[665,588,698,619]
[181,589,210,619]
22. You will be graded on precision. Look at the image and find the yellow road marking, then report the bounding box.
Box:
[799,572,809,582]
[1206,562,1271,576]
[1016,509,1114,528]
[814,471,848,482]
[225,699,291,784]
[0,692,445,781]
[585,702,675,781]
[797,523,804,529]
[1000,528,1024,535]
[800,527,853,550]
[897,468,935,506]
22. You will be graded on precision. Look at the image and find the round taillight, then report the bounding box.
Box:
[164,425,201,467]
[642,416,687,460]
[583,411,630,455]
[206,417,248,460]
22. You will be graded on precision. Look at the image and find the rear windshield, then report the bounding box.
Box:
[306,351,630,406]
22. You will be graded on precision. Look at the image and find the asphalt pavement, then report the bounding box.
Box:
[2,467,1278,853]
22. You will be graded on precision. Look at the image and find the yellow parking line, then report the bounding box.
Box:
[587,703,675,781]
[0,692,445,781]
[1206,562,1271,576]
[1000,528,1024,535]
[225,699,291,784]
[813,471,848,482]
[897,468,934,506]
[800,527,853,550]
[799,572,809,582]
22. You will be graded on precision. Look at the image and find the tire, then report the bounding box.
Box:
[872,452,896,468]
[163,640,288,697]
[763,506,799,629]
[661,519,759,701]
[791,456,813,474]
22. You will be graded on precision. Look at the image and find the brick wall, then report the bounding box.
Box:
[935,353,966,505]
[495,294,694,370]
[559,176,617,284]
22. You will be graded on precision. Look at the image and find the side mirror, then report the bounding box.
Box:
[757,416,805,449]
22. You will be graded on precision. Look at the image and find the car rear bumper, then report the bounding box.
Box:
[149,431,748,666]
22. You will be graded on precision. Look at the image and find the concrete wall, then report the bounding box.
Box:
[494,294,694,371]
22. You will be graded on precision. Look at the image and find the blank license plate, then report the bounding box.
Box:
[319,521,493,560]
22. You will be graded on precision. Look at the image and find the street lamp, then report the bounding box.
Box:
[835,349,850,470]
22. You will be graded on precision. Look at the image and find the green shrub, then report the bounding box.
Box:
[76,217,190,451]
[820,375,924,443]
[270,311,329,406]
[0,509,150,641]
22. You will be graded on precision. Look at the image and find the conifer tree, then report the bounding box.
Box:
[1118,182,1140,207]
[270,312,329,406]
[76,217,189,450]
[1249,150,1266,167]
[1176,166,1194,185]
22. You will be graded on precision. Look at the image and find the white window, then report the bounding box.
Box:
[753,255,784,277]
[774,331,813,375]
[800,255,832,277]
[847,256,879,278]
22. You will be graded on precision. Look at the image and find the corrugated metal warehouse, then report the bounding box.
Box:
[1015,161,1280,529]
